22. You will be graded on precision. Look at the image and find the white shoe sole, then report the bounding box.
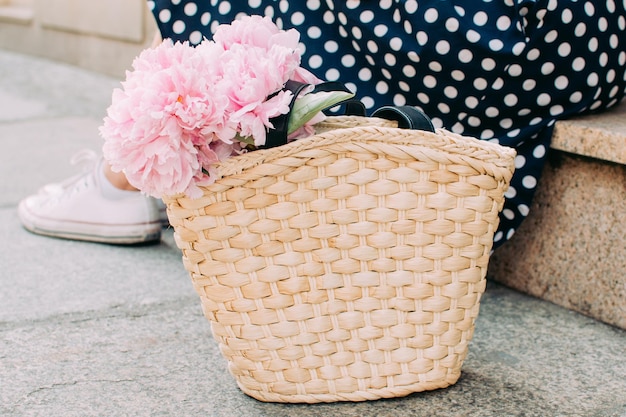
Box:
[19,202,162,245]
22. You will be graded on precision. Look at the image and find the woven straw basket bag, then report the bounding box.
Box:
[162,111,516,403]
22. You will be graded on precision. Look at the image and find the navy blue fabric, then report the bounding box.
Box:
[147,0,626,249]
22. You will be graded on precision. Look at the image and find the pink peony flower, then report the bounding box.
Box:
[100,15,351,199]
[101,40,238,198]
[213,15,301,53]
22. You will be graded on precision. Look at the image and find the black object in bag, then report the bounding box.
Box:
[265,81,435,149]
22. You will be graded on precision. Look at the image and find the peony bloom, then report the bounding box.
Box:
[213,15,301,53]
[101,40,237,198]
[100,15,352,199]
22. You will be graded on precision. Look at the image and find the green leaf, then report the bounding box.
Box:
[287,90,355,135]
[235,133,255,146]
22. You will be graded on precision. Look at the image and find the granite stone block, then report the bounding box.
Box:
[551,100,626,164]
[489,150,626,329]
[489,103,626,329]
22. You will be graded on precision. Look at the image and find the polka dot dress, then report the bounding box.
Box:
[147,0,626,249]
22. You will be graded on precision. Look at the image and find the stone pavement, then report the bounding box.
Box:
[0,49,624,417]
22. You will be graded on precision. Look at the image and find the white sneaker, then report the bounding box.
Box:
[18,159,162,245]
[36,150,170,229]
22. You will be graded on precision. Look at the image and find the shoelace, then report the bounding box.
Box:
[40,149,101,201]
[69,149,99,170]
[46,149,98,187]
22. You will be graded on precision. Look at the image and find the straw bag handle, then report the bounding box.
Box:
[370,105,435,133]
[265,81,435,149]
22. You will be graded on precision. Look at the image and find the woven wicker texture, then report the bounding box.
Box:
[163,116,516,403]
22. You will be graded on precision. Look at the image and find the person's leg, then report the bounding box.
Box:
[104,162,138,191]
[23,0,625,246]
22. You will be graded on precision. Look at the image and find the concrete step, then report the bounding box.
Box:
[489,100,626,330]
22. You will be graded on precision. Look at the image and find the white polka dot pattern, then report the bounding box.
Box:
[149,0,626,248]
